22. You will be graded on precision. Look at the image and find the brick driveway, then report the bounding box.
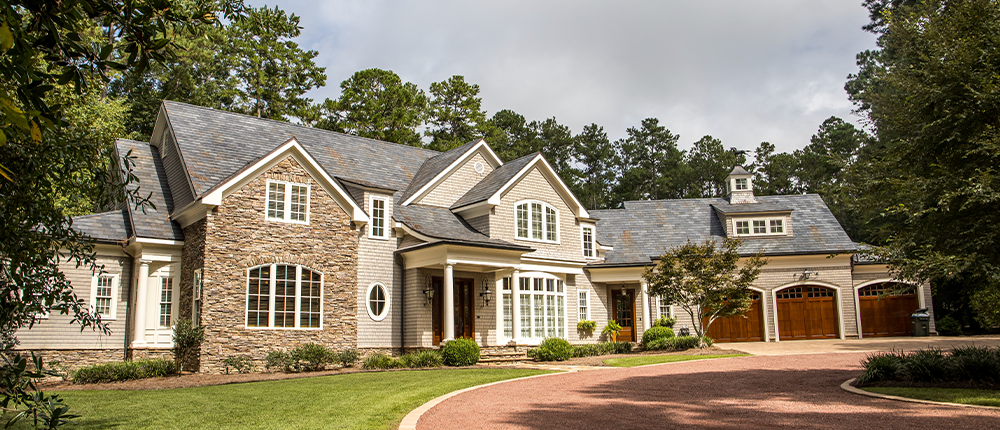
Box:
[414,351,1000,429]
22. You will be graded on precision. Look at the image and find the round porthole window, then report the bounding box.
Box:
[474,161,485,174]
[366,282,389,321]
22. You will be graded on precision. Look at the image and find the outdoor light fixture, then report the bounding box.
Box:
[794,269,818,280]
[423,275,434,305]
[480,278,493,307]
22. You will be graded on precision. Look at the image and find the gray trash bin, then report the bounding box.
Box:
[910,308,930,336]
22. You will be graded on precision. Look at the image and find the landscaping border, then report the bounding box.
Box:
[840,378,1000,410]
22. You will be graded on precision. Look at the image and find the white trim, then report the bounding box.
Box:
[201,138,369,224]
[90,273,120,320]
[265,179,311,224]
[770,281,845,341]
[733,216,787,236]
[192,268,202,326]
[853,278,921,339]
[135,238,185,246]
[485,154,591,219]
[507,272,568,343]
[581,225,596,258]
[514,199,560,244]
[369,196,389,239]
[366,282,390,321]
[244,263,325,330]
[577,289,591,321]
[401,139,503,206]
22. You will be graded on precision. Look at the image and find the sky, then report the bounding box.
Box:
[248,0,877,154]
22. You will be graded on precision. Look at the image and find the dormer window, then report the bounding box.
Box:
[516,201,558,243]
[735,217,786,236]
[734,178,748,191]
[582,226,595,258]
[369,196,388,239]
[267,180,309,223]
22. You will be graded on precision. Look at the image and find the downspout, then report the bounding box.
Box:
[122,244,135,361]
[396,254,405,356]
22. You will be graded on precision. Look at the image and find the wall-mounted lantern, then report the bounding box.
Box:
[423,275,434,305]
[480,278,493,307]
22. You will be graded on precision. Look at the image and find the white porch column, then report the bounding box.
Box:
[443,263,455,341]
[641,280,651,331]
[132,259,151,346]
[511,269,521,343]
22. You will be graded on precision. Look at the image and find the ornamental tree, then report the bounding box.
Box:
[643,238,766,346]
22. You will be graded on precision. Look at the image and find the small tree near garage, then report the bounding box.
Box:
[644,238,766,346]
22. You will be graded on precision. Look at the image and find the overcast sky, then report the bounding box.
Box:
[249,0,877,154]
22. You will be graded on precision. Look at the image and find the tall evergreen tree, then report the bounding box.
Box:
[751,142,801,196]
[571,124,616,210]
[681,136,745,198]
[312,68,426,147]
[481,109,536,161]
[613,118,685,205]
[425,75,486,151]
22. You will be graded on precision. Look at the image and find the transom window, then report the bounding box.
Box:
[734,217,786,236]
[370,197,387,239]
[859,283,913,297]
[366,282,389,321]
[734,178,749,191]
[266,180,309,223]
[515,201,558,242]
[582,226,595,258]
[247,264,323,329]
[777,286,833,299]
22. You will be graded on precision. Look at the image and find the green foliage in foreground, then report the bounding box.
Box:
[862,387,1000,408]
[48,369,550,430]
[604,354,749,368]
[857,346,1000,385]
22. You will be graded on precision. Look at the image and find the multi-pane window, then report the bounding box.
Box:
[734,178,749,190]
[582,226,595,258]
[370,197,386,238]
[658,296,670,318]
[95,275,114,317]
[734,217,787,236]
[247,264,323,329]
[515,201,558,242]
[578,290,590,321]
[367,283,389,321]
[192,269,202,326]
[505,275,565,340]
[266,180,309,223]
[502,278,512,338]
[159,277,173,327]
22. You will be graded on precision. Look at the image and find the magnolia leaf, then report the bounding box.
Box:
[0,21,13,53]
[30,121,41,144]
[0,162,12,181]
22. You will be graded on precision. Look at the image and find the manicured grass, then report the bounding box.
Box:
[863,386,1000,408]
[42,368,551,430]
[604,353,750,368]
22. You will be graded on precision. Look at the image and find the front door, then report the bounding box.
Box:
[611,289,636,342]
[432,277,476,345]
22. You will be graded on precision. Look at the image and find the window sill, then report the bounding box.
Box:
[367,235,391,241]
[244,326,324,331]
[514,237,560,245]
[265,217,310,225]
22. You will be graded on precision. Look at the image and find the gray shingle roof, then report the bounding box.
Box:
[730,166,751,175]
[399,139,483,203]
[711,201,794,214]
[591,194,856,266]
[117,139,185,241]
[162,101,438,199]
[451,152,538,210]
[71,210,131,243]
[393,200,532,251]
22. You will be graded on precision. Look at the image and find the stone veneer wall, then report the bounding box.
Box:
[196,156,359,373]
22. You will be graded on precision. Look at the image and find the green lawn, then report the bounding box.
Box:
[604,353,750,368]
[36,368,550,430]
[862,386,1000,408]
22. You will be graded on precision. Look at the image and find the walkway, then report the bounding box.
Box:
[415,351,1000,429]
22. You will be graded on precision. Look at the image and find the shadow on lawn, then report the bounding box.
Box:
[490,367,1000,429]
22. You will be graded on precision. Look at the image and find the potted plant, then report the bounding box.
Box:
[602,321,622,342]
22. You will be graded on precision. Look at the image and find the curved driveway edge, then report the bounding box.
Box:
[840,377,1000,410]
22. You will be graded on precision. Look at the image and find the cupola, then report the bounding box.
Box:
[727,166,757,204]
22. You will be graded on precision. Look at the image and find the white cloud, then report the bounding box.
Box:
[250,0,877,154]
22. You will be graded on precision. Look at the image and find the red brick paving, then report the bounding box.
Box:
[416,353,1000,429]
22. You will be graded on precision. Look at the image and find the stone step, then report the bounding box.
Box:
[480,352,527,358]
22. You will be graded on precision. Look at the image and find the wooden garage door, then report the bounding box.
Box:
[859,283,919,337]
[705,292,764,343]
[777,286,839,340]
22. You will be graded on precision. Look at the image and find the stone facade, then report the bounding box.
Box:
[196,155,359,373]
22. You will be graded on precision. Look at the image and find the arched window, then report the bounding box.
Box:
[247,264,322,329]
[515,201,558,242]
[366,282,390,321]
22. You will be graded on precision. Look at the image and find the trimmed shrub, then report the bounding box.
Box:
[952,345,1000,383]
[610,341,634,354]
[857,350,906,384]
[903,348,951,382]
[936,316,962,336]
[701,336,714,347]
[399,350,443,368]
[72,359,176,384]
[265,351,293,372]
[641,326,675,347]
[856,346,1000,386]
[577,320,597,331]
[653,316,676,328]
[644,335,707,352]
[221,355,256,374]
[291,343,335,372]
[362,353,401,370]
[172,319,204,373]
[571,344,600,358]
[441,339,480,366]
[532,338,574,362]
[336,349,361,368]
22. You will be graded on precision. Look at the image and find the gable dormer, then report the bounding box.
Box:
[399,139,502,208]
[727,166,757,204]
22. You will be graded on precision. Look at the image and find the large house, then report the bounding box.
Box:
[17,101,935,373]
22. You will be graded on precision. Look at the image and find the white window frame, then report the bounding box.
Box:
[369,196,388,239]
[733,217,787,236]
[265,179,310,224]
[192,269,203,326]
[581,225,595,258]
[734,177,749,191]
[245,264,324,330]
[158,276,175,328]
[514,200,560,244]
[366,282,390,321]
[90,273,119,320]
[578,289,590,321]
[512,272,566,341]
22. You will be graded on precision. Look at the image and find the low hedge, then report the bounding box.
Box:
[441,339,480,366]
[644,335,713,351]
[72,358,176,384]
[362,353,402,370]
[362,351,444,370]
[858,346,1000,386]
[641,326,675,346]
